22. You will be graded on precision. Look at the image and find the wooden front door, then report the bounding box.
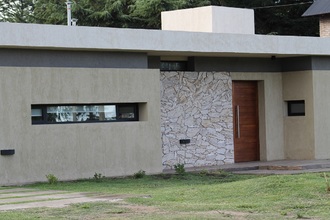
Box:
[232,81,260,162]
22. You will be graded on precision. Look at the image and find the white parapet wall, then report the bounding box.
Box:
[161,6,255,34]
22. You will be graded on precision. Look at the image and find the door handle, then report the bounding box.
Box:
[237,105,240,138]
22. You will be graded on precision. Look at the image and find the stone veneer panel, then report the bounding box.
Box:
[320,15,330,38]
[160,72,234,169]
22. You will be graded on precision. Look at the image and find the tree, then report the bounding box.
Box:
[74,0,137,27]
[32,0,137,27]
[131,0,181,28]
[0,0,35,23]
[210,0,318,36]
[33,0,66,25]
[252,0,318,36]
[0,0,319,36]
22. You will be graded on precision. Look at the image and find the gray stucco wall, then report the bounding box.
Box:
[282,71,315,160]
[159,56,322,73]
[231,72,284,161]
[0,49,147,68]
[160,71,234,169]
[0,67,162,186]
[193,57,282,72]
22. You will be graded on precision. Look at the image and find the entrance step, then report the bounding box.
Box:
[164,160,330,175]
[259,166,303,170]
[259,163,330,171]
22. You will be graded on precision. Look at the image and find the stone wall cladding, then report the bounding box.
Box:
[160,71,234,169]
[320,15,330,38]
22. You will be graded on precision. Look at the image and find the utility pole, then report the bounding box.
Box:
[66,1,72,26]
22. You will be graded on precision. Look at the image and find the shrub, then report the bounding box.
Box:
[174,163,185,175]
[199,169,209,176]
[93,172,105,182]
[134,170,146,179]
[46,174,58,184]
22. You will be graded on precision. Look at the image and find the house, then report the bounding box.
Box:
[1,5,330,185]
[302,0,330,37]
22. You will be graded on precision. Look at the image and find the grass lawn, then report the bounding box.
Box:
[1,171,330,219]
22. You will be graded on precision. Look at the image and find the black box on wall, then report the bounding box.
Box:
[179,139,190,144]
[1,149,15,156]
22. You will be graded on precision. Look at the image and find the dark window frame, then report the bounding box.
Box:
[31,103,139,125]
[287,100,305,116]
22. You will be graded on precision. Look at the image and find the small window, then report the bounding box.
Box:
[31,103,139,124]
[287,100,305,116]
[31,108,44,122]
[160,61,187,71]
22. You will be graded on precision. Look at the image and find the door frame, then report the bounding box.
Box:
[232,80,260,163]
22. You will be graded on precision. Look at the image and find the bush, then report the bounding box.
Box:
[174,163,185,175]
[45,174,58,184]
[93,172,105,182]
[134,170,146,179]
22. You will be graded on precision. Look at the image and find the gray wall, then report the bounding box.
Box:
[231,72,285,161]
[193,57,282,72]
[312,56,330,70]
[0,49,148,68]
[0,67,162,186]
[154,56,317,73]
[282,71,315,160]
[152,56,329,73]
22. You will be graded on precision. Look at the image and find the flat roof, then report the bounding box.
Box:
[1,22,330,58]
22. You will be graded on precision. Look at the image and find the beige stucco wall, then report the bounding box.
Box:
[231,72,284,161]
[161,6,254,34]
[313,70,330,159]
[282,71,315,160]
[0,67,162,186]
[161,7,213,33]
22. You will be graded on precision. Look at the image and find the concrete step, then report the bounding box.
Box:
[164,160,330,175]
[259,163,330,171]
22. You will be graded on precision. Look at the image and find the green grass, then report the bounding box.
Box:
[1,171,330,219]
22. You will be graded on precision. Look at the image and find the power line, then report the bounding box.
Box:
[253,1,313,10]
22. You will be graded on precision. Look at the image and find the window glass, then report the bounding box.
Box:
[32,103,138,124]
[287,100,305,116]
[160,61,187,71]
[31,108,43,122]
[47,106,73,122]
[118,106,135,119]
[104,105,117,120]
[32,108,42,117]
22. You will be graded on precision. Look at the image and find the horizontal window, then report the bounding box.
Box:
[31,103,138,124]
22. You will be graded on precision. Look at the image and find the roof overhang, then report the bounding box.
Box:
[1,22,330,58]
[302,0,330,17]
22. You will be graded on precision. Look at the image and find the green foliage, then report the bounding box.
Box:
[297,213,304,219]
[33,0,67,25]
[0,0,35,23]
[45,174,58,184]
[23,172,330,219]
[174,163,185,175]
[93,172,105,182]
[198,169,209,176]
[133,170,146,179]
[0,0,318,36]
[323,172,330,192]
